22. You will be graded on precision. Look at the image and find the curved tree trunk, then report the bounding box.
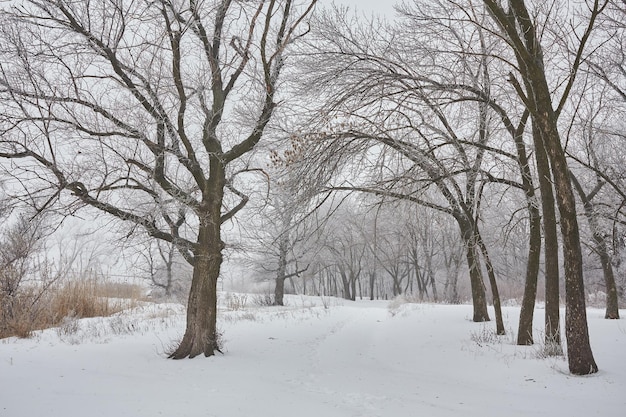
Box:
[465,244,490,322]
[511,113,543,345]
[476,230,505,335]
[599,246,620,319]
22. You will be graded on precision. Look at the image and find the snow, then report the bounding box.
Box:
[1,296,624,417]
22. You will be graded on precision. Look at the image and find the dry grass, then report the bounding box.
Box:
[0,277,146,339]
[50,279,143,320]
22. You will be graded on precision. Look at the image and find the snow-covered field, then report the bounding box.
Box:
[1,296,624,417]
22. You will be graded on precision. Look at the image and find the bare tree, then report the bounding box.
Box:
[0,0,317,358]
[295,6,500,322]
[139,236,192,302]
[482,0,606,374]
[570,171,620,319]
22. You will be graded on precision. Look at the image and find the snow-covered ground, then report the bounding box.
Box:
[1,296,624,417]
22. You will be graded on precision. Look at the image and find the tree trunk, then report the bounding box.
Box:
[483,0,599,374]
[339,268,352,300]
[514,115,543,345]
[571,174,620,319]
[458,217,490,322]
[516,204,542,344]
[169,162,225,359]
[466,244,489,321]
[599,246,620,319]
[274,238,289,306]
[537,114,598,374]
[534,125,562,353]
[425,248,438,302]
[274,277,286,306]
[169,222,222,359]
[350,271,357,301]
[443,248,461,304]
[476,230,505,335]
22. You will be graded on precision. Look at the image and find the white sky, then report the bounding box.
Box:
[323,0,397,16]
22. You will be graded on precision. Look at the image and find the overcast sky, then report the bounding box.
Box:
[323,0,397,17]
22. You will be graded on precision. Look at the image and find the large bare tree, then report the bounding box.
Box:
[0,0,316,358]
[482,0,606,374]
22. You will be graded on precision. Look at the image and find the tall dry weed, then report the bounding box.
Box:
[0,276,145,339]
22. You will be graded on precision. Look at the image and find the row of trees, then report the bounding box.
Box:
[254,0,625,375]
[246,194,458,304]
[1,0,624,375]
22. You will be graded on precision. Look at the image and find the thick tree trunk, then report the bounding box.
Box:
[537,114,598,374]
[274,277,286,306]
[458,218,490,322]
[483,0,599,374]
[465,244,489,322]
[534,127,563,353]
[169,163,225,359]
[169,223,222,359]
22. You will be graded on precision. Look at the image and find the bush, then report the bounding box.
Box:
[252,293,275,307]
[224,293,248,310]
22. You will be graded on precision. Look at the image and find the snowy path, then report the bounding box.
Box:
[0,298,624,416]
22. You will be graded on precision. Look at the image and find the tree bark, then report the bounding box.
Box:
[169,219,223,359]
[483,0,598,374]
[169,159,225,359]
[540,118,597,374]
[369,272,376,300]
[534,124,563,353]
[459,217,490,322]
[476,230,505,334]
[516,206,541,345]
[515,120,543,345]
[274,277,287,306]
[570,173,620,319]
[274,237,289,306]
